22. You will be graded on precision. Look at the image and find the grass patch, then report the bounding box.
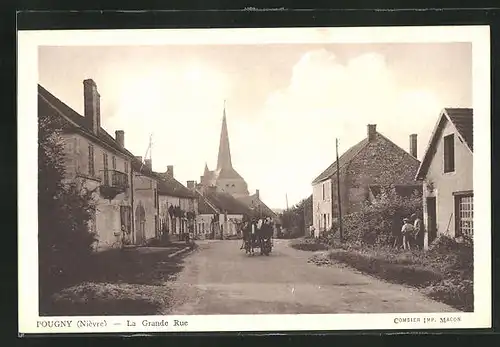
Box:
[40,246,191,316]
[326,239,473,311]
[290,238,329,252]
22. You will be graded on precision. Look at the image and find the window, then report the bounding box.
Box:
[103,152,109,184]
[88,145,95,176]
[154,189,158,208]
[444,134,455,173]
[322,184,325,200]
[455,194,473,237]
[112,156,116,170]
[124,161,129,173]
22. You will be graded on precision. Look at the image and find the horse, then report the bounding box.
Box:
[241,222,255,255]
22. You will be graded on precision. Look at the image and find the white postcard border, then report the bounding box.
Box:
[18,26,491,334]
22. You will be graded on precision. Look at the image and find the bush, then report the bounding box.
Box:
[324,185,422,246]
[290,238,329,252]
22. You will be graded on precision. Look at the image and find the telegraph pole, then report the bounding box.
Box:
[336,138,343,242]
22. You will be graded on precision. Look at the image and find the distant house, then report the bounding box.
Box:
[196,186,254,239]
[415,108,473,246]
[157,166,199,239]
[311,124,421,237]
[38,80,137,250]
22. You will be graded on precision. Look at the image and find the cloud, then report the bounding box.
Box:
[99,48,445,209]
[231,49,443,208]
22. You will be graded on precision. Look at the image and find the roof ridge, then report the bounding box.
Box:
[311,138,369,184]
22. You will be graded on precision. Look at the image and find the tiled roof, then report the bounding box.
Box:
[312,138,369,184]
[196,191,219,214]
[38,84,135,159]
[237,195,277,218]
[369,184,423,199]
[445,108,473,151]
[415,108,473,180]
[203,190,253,215]
[156,174,197,199]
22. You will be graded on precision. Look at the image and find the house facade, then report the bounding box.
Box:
[311,124,421,237]
[415,108,473,247]
[195,186,253,239]
[157,166,199,239]
[131,158,160,245]
[39,80,136,250]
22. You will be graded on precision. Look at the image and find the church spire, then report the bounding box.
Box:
[217,100,232,170]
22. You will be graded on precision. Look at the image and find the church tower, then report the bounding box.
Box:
[217,103,232,170]
[200,101,249,198]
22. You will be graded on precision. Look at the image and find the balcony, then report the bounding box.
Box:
[99,169,129,200]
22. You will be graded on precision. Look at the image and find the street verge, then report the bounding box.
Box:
[40,243,197,316]
[292,237,473,312]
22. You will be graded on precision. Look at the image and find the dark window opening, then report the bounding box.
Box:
[444,134,455,173]
[103,152,109,184]
[88,145,95,176]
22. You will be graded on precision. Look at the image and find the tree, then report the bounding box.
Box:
[280,195,313,237]
[38,109,97,297]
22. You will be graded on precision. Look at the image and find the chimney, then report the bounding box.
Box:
[256,189,260,199]
[83,79,101,135]
[187,180,196,190]
[166,165,174,178]
[367,124,377,142]
[409,134,418,158]
[135,156,143,163]
[115,130,125,147]
[145,159,152,169]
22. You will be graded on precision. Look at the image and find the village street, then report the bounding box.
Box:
[164,239,457,315]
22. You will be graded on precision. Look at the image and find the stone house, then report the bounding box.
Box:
[38,80,136,249]
[415,108,473,247]
[157,166,199,239]
[195,186,253,239]
[311,124,421,237]
[131,157,160,245]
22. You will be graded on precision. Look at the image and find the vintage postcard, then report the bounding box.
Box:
[18,26,491,334]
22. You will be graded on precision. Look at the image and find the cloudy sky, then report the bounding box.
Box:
[38,42,471,209]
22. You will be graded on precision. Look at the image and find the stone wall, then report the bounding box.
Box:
[343,133,421,214]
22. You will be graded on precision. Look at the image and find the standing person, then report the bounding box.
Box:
[401,218,414,251]
[240,221,250,250]
[392,225,402,249]
[412,213,423,250]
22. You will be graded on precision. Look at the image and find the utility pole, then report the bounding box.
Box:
[303,198,307,235]
[336,138,343,242]
[286,193,289,211]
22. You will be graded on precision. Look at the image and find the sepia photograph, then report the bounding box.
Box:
[18,26,490,333]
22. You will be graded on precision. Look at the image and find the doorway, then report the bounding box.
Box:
[135,203,146,245]
[426,197,437,243]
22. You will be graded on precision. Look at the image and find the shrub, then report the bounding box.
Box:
[290,238,329,252]
[325,185,422,246]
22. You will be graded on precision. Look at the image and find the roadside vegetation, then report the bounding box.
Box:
[291,186,473,312]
